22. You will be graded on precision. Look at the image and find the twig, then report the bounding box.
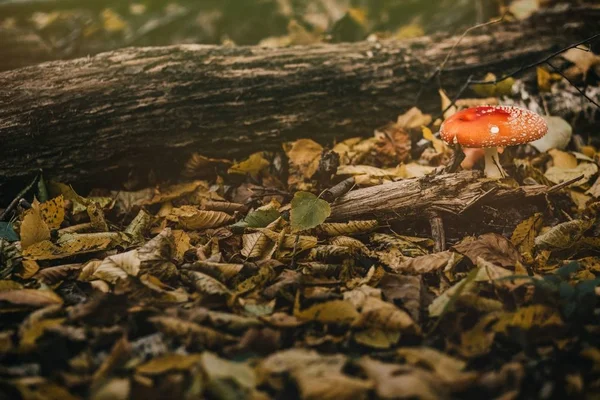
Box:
[466,32,600,85]
[547,174,585,194]
[428,211,446,252]
[546,61,600,110]
[439,14,507,82]
[440,144,466,175]
[0,171,41,221]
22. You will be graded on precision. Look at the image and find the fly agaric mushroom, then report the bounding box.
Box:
[439,105,548,178]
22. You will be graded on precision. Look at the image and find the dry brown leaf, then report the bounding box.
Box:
[396,107,432,130]
[317,220,378,236]
[285,138,323,180]
[149,316,236,348]
[241,231,276,260]
[358,357,446,400]
[144,180,208,205]
[136,353,203,375]
[548,149,578,169]
[398,347,476,385]
[294,297,359,325]
[453,233,522,267]
[169,206,234,230]
[535,219,594,251]
[511,213,543,264]
[181,270,231,299]
[395,251,460,274]
[0,289,63,307]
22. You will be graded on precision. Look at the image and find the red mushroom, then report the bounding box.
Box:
[439,105,548,178]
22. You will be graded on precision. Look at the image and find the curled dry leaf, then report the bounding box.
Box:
[181,270,231,299]
[452,233,522,268]
[168,206,235,230]
[511,213,543,264]
[394,251,461,274]
[316,220,378,237]
[545,162,598,187]
[535,219,594,251]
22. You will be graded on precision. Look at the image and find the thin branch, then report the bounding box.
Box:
[467,32,600,85]
[546,61,600,110]
[439,14,507,79]
[0,171,41,221]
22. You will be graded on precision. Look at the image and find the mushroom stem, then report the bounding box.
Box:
[483,147,506,178]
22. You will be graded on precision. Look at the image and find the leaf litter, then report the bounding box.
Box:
[2,52,600,400]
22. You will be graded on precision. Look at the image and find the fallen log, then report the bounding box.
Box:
[328,170,553,221]
[0,4,599,193]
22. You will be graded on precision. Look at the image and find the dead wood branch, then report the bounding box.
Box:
[328,171,552,221]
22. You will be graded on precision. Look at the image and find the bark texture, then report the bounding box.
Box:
[1,5,599,189]
[328,170,551,221]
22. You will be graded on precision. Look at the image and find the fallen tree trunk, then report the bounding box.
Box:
[328,170,552,221]
[0,4,599,192]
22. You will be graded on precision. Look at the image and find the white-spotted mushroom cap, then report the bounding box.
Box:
[439,105,548,148]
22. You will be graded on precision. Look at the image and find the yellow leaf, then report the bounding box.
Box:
[537,67,562,92]
[422,126,447,154]
[101,8,127,33]
[317,220,378,236]
[471,72,515,97]
[168,206,234,230]
[493,305,563,334]
[136,354,203,375]
[20,208,50,249]
[20,317,66,351]
[511,213,543,264]
[548,149,578,169]
[395,23,424,39]
[228,152,269,179]
[0,289,63,307]
[285,139,323,180]
[144,180,208,205]
[294,297,359,325]
[439,89,456,119]
[38,195,65,230]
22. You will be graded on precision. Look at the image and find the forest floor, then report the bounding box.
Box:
[1,1,600,399]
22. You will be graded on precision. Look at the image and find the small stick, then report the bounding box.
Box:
[0,172,41,221]
[428,211,446,252]
[321,177,356,203]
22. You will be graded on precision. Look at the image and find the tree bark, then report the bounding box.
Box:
[328,170,552,221]
[0,5,598,191]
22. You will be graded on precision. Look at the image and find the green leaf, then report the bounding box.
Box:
[0,222,19,242]
[232,209,281,231]
[290,192,331,232]
[36,174,49,203]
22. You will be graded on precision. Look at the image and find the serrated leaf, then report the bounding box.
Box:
[290,192,331,232]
